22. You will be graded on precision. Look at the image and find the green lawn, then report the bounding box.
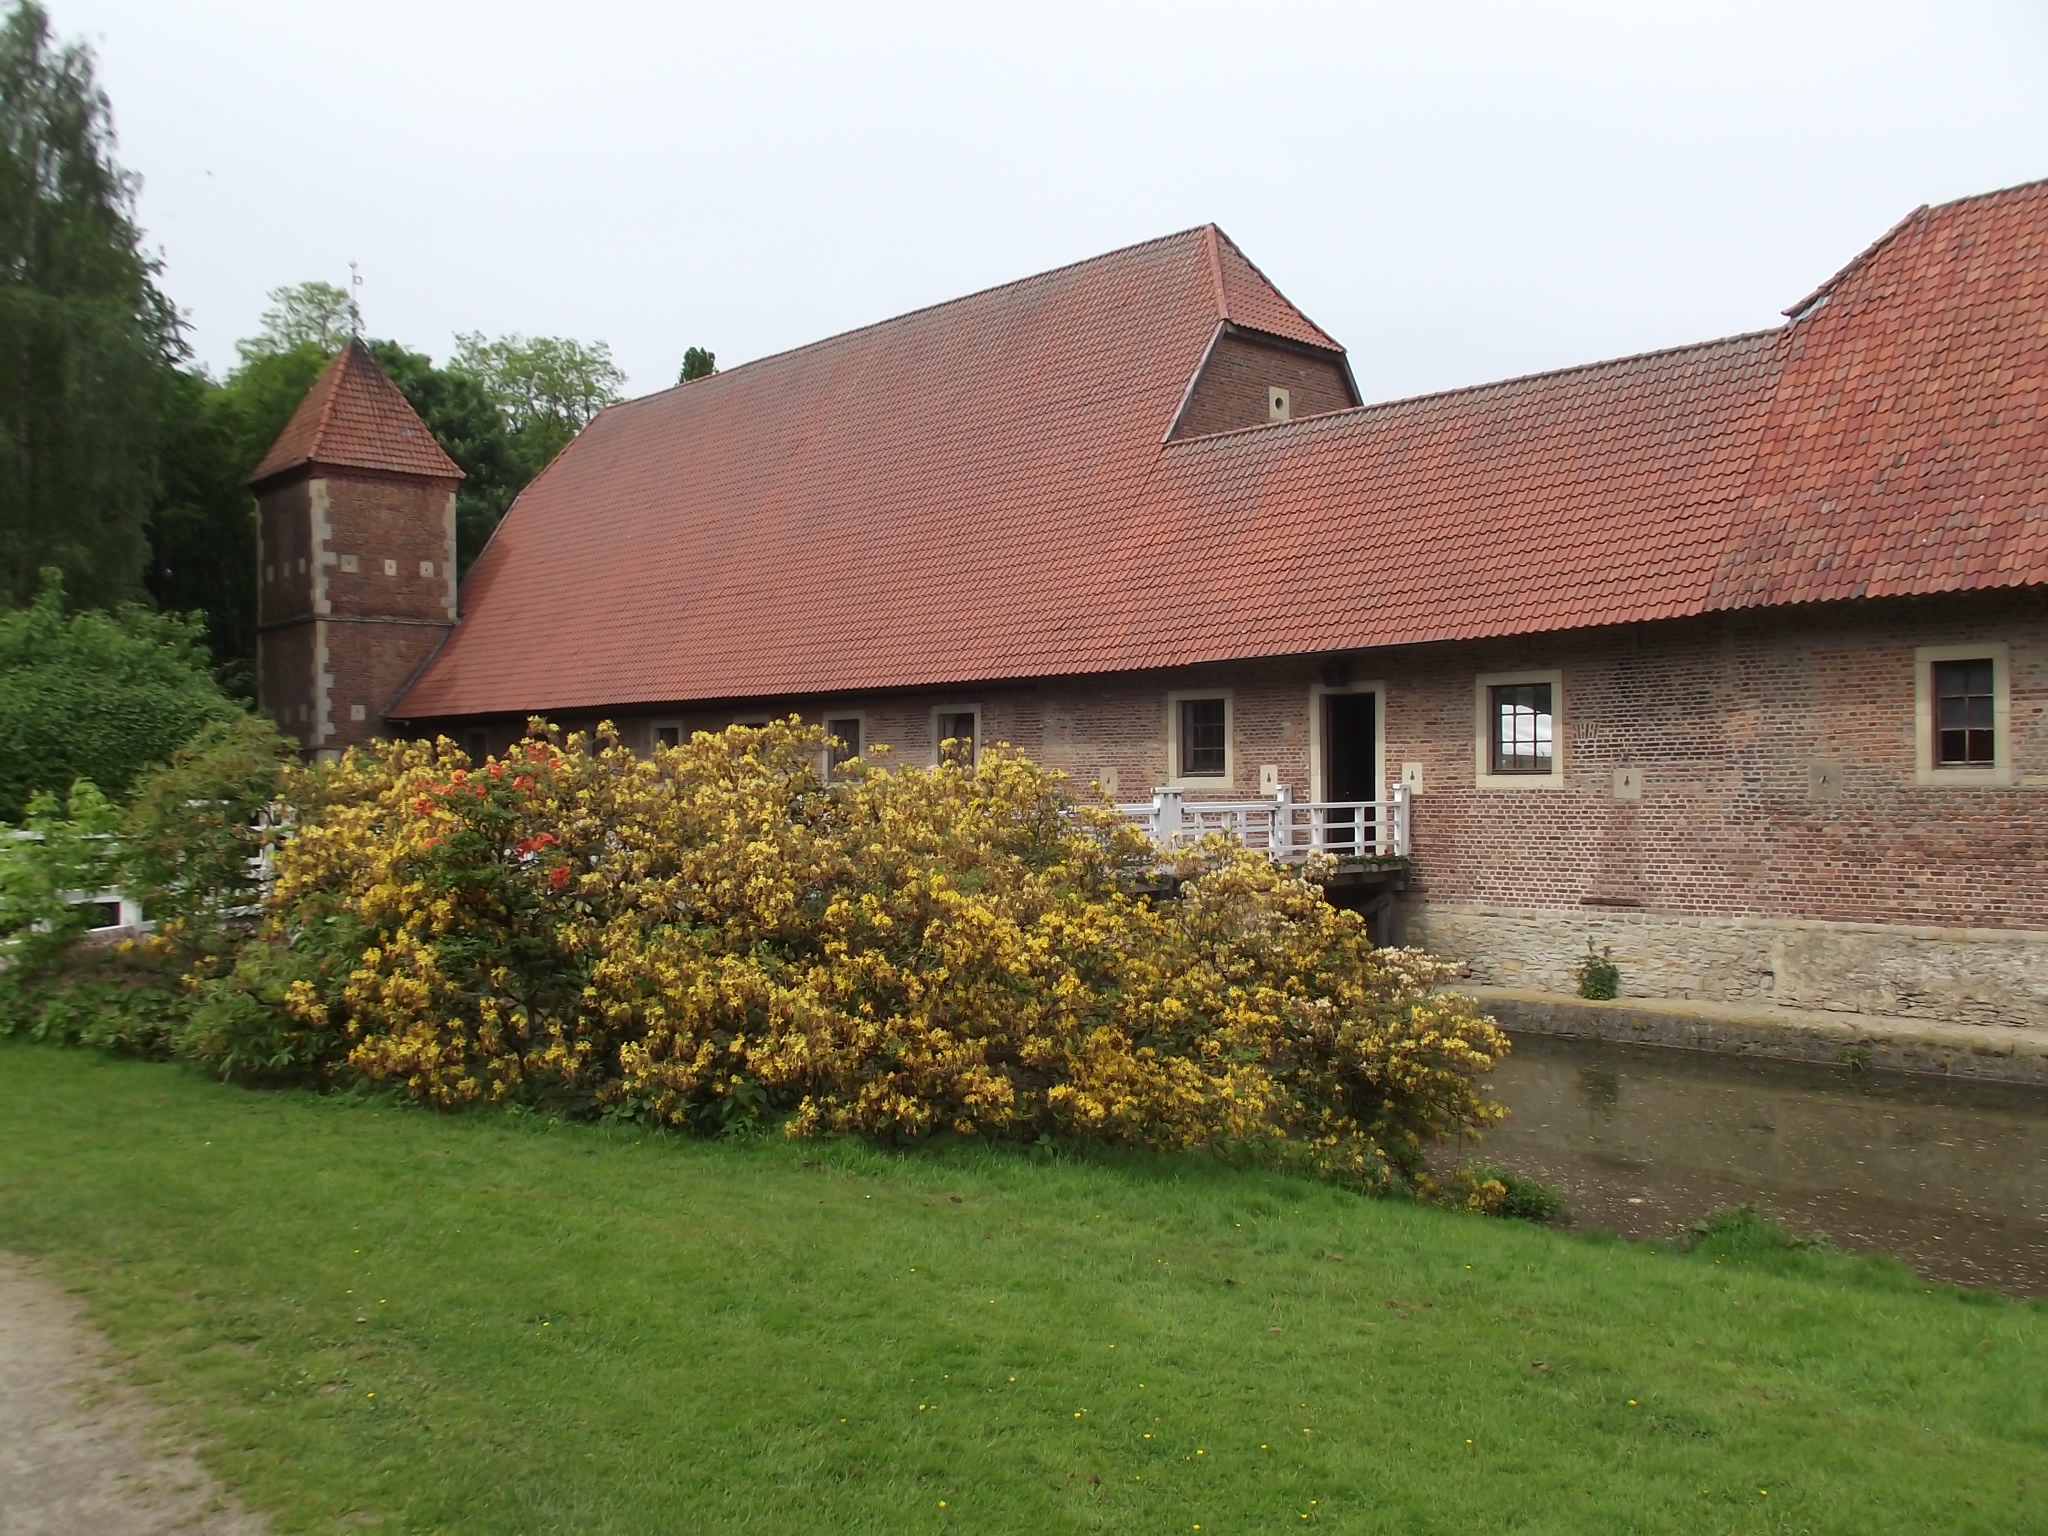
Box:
[1,1043,2042,1534]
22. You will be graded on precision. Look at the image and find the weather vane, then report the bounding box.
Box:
[348,260,364,336]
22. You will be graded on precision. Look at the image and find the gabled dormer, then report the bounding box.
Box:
[1165,226,1359,440]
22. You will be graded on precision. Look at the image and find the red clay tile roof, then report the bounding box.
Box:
[249,338,463,487]
[1205,226,1344,350]
[393,189,2048,720]
[1137,333,1785,662]
[1706,180,2048,611]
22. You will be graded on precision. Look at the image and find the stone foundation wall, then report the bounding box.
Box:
[1409,902,2048,1031]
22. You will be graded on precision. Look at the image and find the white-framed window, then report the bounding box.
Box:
[823,712,866,774]
[1474,670,1564,789]
[931,705,982,766]
[1915,643,2012,786]
[1166,689,1233,787]
[650,719,683,751]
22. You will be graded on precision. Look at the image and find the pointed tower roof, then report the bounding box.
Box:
[248,338,464,488]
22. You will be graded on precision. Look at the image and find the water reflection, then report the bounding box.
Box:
[1471,1034,2048,1295]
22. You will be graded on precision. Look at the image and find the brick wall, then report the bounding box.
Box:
[312,470,460,628]
[409,589,2048,1027]
[255,478,314,631]
[256,622,316,744]
[257,465,457,755]
[1169,330,1355,440]
[1388,593,2047,930]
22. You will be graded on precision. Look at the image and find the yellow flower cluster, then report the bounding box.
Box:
[252,720,1506,1182]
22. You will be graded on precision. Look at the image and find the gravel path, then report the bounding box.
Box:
[0,1254,264,1535]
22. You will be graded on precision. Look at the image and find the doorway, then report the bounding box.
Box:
[1320,690,1378,854]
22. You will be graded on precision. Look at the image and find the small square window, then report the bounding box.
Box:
[1179,697,1227,777]
[936,710,978,765]
[652,722,682,749]
[1934,658,1995,766]
[1490,683,1554,774]
[826,716,863,770]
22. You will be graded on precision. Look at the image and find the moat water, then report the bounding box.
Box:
[1473,1034,2048,1295]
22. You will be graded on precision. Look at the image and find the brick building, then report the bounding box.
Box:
[251,339,461,756]
[260,186,2048,1036]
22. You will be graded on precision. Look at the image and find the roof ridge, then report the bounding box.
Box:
[1163,327,1786,449]
[311,340,366,448]
[613,224,1220,412]
[1202,224,1228,319]
[1779,181,2048,319]
[1925,173,2048,215]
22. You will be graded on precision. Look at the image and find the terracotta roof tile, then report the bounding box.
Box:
[249,338,463,487]
[1707,178,2048,612]
[393,190,2048,721]
[1206,225,1344,349]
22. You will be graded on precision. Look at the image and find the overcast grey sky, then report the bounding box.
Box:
[51,0,2048,404]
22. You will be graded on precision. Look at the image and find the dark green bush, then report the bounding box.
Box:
[0,571,238,818]
[0,950,181,1056]
[178,940,340,1083]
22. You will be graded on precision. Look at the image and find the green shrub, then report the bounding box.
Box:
[178,940,340,1083]
[1678,1204,1828,1260]
[0,570,238,819]
[0,779,123,981]
[1573,943,1620,1000]
[1458,1163,1569,1223]
[0,963,181,1054]
[0,715,290,1058]
[119,712,292,965]
[0,778,186,1055]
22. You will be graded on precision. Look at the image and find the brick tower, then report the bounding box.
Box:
[248,339,463,756]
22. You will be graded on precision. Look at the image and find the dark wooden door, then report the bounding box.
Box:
[1322,692,1377,852]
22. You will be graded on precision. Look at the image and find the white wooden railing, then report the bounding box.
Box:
[1113,784,1411,860]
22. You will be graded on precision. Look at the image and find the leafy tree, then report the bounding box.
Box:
[147,368,255,693]
[679,346,716,383]
[451,330,625,474]
[0,569,236,819]
[146,275,628,650]
[237,280,355,362]
[368,339,525,571]
[0,2,181,609]
[145,341,331,689]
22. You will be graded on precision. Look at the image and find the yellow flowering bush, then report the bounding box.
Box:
[229,720,1506,1187]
